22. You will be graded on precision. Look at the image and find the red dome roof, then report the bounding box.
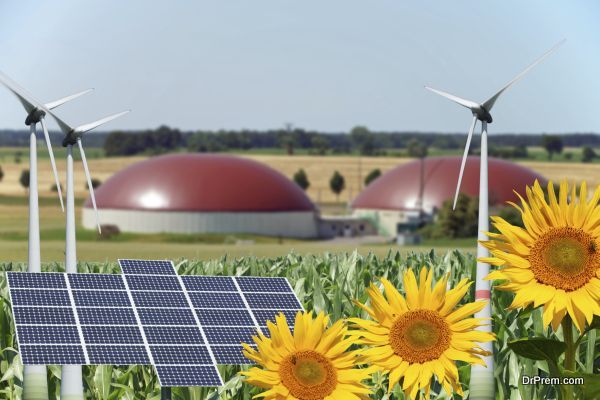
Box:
[85,154,314,212]
[352,156,546,211]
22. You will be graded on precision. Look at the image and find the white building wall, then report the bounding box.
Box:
[83,208,319,238]
[352,208,420,238]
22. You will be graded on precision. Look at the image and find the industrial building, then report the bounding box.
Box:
[352,156,546,238]
[83,154,321,238]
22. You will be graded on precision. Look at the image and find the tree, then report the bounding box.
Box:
[279,134,296,156]
[350,126,375,155]
[542,135,563,160]
[329,171,345,202]
[310,135,329,155]
[85,178,102,190]
[0,165,3,182]
[293,169,310,191]
[582,146,597,163]
[407,139,428,158]
[20,169,30,190]
[364,169,381,186]
[432,194,479,238]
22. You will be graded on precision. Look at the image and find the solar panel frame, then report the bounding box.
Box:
[8,263,303,388]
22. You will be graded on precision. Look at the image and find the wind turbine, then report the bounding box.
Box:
[425,40,564,399]
[44,108,129,400]
[0,72,92,400]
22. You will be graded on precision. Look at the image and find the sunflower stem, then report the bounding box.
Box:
[562,316,576,372]
[561,316,577,400]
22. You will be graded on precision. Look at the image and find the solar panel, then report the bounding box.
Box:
[119,259,177,276]
[6,260,303,388]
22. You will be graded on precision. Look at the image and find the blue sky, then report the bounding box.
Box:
[0,1,598,133]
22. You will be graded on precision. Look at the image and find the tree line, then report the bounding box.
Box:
[2,126,600,157]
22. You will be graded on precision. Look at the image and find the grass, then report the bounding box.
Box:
[1,251,595,399]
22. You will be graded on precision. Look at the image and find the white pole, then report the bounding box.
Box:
[61,144,84,400]
[27,124,40,271]
[23,123,49,400]
[65,144,77,271]
[469,121,494,399]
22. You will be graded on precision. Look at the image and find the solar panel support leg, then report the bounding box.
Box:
[161,387,172,399]
[60,365,84,400]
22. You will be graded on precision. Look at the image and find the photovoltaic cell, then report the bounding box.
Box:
[13,307,75,325]
[68,274,125,290]
[235,277,291,293]
[20,345,86,364]
[244,293,302,309]
[150,345,212,365]
[196,309,254,326]
[125,275,181,291]
[131,291,188,308]
[7,272,66,289]
[10,289,71,306]
[77,307,137,325]
[252,309,302,327]
[212,345,255,365]
[7,262,303,388]
[119,259,176,275]
[73,290,131,307]
[189,292,245,308]
[82,326,144,344]
[137,308,196,326]
[203,327,260,345]
[144,326,205,345]
[17,325,80,344]
[182,276,236,292]
[155,365,222,387]
[87,345,151,365]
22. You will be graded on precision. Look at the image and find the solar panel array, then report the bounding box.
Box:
[6,259,303,387]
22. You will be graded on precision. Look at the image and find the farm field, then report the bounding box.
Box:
[1,148,599,204]
[1,252,595,399]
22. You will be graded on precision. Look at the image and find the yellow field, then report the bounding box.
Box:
[1,152,596,204]
[0,150,596,262]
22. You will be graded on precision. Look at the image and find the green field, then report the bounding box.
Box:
[1,252,595,399]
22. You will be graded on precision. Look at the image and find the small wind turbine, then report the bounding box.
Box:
[47,109,130,266]
[45,108,129,400]
[0,73,93,400]
[0,72,92,267]
[425,40,564,399]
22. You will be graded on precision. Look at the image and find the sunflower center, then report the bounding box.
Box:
[529,227,598,291]
[279,350,337,400]
[389,309,451,364]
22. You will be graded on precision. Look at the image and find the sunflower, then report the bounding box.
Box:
[482,180,600,332]
[241,311,376,400]
[350,268,494,399]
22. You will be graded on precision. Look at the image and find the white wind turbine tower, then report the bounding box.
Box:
[425,40,564,400]
[46,108,129,400]
[0,72,92,400]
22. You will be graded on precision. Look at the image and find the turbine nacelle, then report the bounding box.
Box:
[471,105,493,124]
[24,109,46,126]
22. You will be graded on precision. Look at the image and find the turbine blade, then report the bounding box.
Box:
[75,110,130,134]
[78,139,101,234]
[424,86,479,110]
[482,39,565,111]
[44,88,94,110]
[45,108,74,135]
[0,71,43,114]
[453,116,478,210]
[40,118,64,212]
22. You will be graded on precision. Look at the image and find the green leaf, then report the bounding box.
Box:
[508,337,566,363]
[562,371,600,400]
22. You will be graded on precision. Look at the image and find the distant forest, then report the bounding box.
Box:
[1,126,600,156]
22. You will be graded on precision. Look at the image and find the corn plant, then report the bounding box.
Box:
[1,251,598,399]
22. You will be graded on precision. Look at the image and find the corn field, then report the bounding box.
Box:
[1,250,598,399]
